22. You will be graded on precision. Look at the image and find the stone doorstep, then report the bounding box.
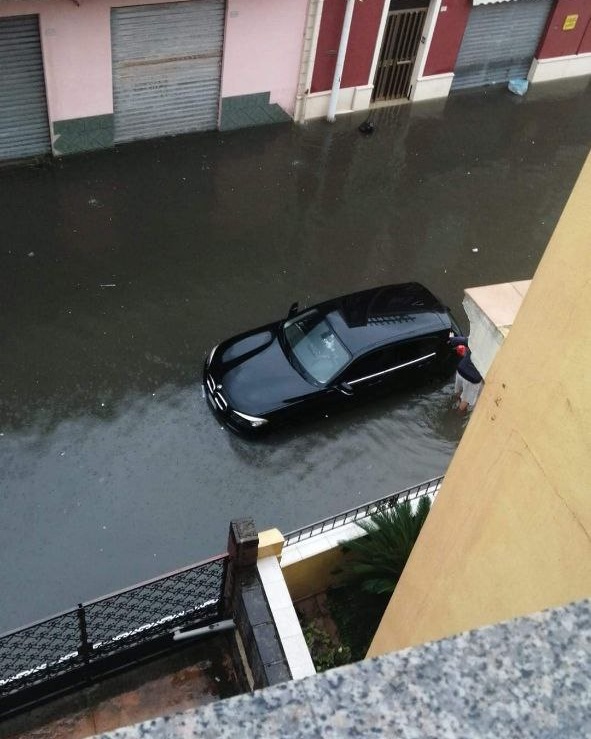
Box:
[0,636,246,739]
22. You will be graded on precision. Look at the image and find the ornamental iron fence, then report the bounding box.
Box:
[283,476,443,547]
[0,553,228,718]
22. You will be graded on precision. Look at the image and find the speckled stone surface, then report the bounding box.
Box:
[92,598,591,738]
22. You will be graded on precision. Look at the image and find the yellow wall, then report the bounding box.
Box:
[258,528,285,559]
[282,548,346,602]
[368,152,591,657]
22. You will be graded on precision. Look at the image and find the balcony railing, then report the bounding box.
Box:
[283,476,443,547]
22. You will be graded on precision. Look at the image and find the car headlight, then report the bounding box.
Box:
[206,344,218,367]
[232,410,268,428]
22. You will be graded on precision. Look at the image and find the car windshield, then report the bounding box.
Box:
[283,310,351,385]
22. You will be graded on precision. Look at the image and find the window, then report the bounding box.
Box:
[283,310,351,385]
[394,338,439,366]
[342,347,398,382]
[343,338,440,384]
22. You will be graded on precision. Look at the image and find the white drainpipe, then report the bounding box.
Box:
[327,0,356,123]
[295,0,325,123]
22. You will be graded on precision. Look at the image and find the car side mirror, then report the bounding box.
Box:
[337,382,354,396]
[287,301,299,319]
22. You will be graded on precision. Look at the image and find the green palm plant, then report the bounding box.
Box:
[338,496,432,595]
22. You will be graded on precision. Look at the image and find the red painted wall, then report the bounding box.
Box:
[579,13,591,53]
[311,0,384,93]
[537,0,591,58]
[423,0,471,77]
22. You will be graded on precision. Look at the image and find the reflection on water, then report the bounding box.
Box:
[1,77,590,630]
[0,377,461,631]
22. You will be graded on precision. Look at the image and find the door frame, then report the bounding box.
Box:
[368,0,442,104]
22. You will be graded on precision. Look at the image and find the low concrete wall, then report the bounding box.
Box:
[462,281,530,378]
[530,54,591,83]
[301,86,373,120]
[257,557,315,679]
[411,73,454,102]
[282,548,345,603]
[280,521,366,602]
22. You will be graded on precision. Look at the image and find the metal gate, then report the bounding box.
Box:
[111,0,225,144]
[0,554,228,719]
[0,15,51,161]
[451,0,553,91]
[372,8,427,102]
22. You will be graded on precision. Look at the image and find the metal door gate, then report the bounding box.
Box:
[0,15,51,161]
[111,0,225,144]
[451,0,553,91]
[372,8,427,102]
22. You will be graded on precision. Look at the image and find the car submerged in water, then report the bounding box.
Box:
[203,283,461,434]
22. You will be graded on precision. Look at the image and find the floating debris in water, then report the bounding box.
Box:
[358,120,375,134]
[508,78,528,97]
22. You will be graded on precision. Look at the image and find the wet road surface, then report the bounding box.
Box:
[1,77,590,631]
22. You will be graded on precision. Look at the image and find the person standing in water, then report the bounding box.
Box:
[451,339,483,412]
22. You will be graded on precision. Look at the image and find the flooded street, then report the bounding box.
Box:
[1,77,590,631]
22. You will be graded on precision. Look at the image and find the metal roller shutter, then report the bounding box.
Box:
[451,0,553,91]
[111,0,225,144]
[0,15,50,160]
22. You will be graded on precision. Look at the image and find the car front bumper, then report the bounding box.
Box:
[203,366,269,434]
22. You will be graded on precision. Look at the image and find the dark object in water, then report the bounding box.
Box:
[359,121,375,134]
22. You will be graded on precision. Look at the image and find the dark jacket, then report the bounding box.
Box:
[451,337,483,384]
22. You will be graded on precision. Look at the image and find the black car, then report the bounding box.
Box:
[203,283,461,433]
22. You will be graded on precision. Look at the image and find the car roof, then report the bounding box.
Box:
[316,283,451,356]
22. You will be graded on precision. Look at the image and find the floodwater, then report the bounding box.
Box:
[1,77,590,632]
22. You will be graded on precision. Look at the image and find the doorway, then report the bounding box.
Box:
[372,1,429,102]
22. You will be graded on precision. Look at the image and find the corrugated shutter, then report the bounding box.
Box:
[451,0,553,91]
[111,0,224,144]
[0,15,50,160]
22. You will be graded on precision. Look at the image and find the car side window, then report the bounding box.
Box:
[342,338,440,383]
[342,347,397,382]
[394,338,439,365]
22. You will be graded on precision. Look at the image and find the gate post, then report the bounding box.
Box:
[223,518,259,618]
[223,519,292,688]
[77,603,91,667]
[76,603,93,686]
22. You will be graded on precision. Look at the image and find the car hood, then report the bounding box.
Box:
[211,326,318,415]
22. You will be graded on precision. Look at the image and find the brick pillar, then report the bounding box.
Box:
[223,518,259,617]
[223,518,291,688]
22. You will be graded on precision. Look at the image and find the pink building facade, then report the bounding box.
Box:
[0,0,308,159]
[1,0,590,160]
